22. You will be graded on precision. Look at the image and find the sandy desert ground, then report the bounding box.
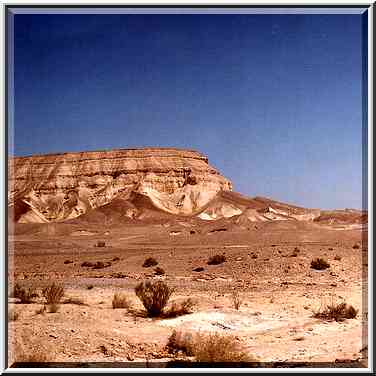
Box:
[7,213,368,368]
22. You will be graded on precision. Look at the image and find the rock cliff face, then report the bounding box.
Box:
[8,148,232,222]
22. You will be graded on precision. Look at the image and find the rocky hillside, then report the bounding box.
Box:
[8,147,366,226]
[8,148,232,222]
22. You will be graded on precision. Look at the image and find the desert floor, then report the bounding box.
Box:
[8,219,368,368]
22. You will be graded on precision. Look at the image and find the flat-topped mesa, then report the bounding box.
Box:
[8,147,232,222]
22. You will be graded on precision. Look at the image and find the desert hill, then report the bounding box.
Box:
[8,147,366,226]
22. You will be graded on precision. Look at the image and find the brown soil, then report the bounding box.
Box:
[8,214,368,368]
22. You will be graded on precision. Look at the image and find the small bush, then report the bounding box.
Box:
[154,266,165,275]
[93,261,111,269]
[164,298,195,318]
[186,332,256,363]
[112,293,130,309]
[207,254,226,265]
[81,261,94,267]
[135,280,173,317]
[47,303,60,313]
[314,302,358,322]
[35,305,46,315]
[63,297,86,305]
[42,283,64,304]
[9,307,20,321]
[143,257,158,268]
[311,258,330,270]
[12,283,37,304]
[166,330,195,355]
[231,290,242,310]
[13,343,52,364]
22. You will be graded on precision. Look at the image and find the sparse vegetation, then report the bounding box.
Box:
[154,266,165,275]
[12,283,38,304]
[47,303,60,313]
[164,298,195,318]
[81,261,94,267]
[135,280,173,317]
[231,290,242,310]
[9,307,20,321]
[13,343,52,364]
[112,292,131,309]
[42,282,65,304]
[93,261,111,269]
[63,297,86,305]
[313,302,358,322]
[310,258,330,270]
[193,332,255,363]
[142,257,158,268]
[166,330,194,355]
[167,330,257,363]
[35,305,46,315]
[207,254,226,265]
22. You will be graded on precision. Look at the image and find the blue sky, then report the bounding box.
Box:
[11,11,367,210]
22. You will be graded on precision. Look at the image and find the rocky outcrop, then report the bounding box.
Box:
[8,148,232,222]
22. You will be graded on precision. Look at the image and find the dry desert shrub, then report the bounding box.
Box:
[42,282,64,304]
[142,257,158,268]
[154,266,165,275]
[310,258,330,270]
[93,261,111,269]
[207,254,226,265]
[8,307,20,321]
[47,303,60,313]
[13,342,53,365]
[231,290,242,310]
[135,280,173,317]
[167,330,257,364]
[12,283,38,304]
[63,297,86,305]
[313,302,358,322]
[112,292,131,309]
[166,330,195,355]
[35,305,47,315]
[193,332,254,363]
[81,261,94,267]
[164,298,196,318]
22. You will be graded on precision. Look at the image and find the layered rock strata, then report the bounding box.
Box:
[8,148,232,222]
